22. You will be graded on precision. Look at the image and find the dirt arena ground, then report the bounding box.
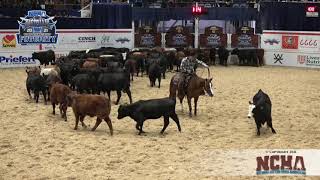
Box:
[0,65,320,179]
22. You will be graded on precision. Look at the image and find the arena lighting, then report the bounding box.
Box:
[306,5,319,17]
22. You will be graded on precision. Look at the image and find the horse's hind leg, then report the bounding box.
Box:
[158,76,161,88]
[194,96,199,116]
[187,97,192,117]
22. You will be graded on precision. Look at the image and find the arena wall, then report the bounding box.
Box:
[0,29,133,68]
[262,30,320,68]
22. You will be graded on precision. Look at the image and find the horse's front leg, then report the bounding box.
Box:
[194,96,199,116]
[187,97,192,117]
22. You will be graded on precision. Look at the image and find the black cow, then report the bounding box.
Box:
[217,46,229,66]
[209,48,216,65]
[97,72,132,105]
[71,73,97,94]
[106,61,122,71]
[32,50,55,66]
[68,50,87,59]
[57,62,79,86]
[117,97,181,135]
[145,55,167,79]
[26,74,47,104]
[248,89,276,136]
[164,51,176,70]
[236,49,259,66]
[148,62,161,88]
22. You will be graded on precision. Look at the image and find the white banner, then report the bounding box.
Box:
[0,29,132,68]
[262,31,320,68]
[198,149,320,176]
[0,52,40,68]
[262,31,320,52]
[265,51,320,68]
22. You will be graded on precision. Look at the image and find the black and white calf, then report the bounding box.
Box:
[248,89,276,136]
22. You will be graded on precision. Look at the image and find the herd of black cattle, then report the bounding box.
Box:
[25,46,275,136]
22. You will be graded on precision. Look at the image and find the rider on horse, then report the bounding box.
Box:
[178,53,209,96]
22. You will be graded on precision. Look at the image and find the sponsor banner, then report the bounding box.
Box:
[231,34,259,48]
[282,35,299,49]
[264,51,320,68]
[2,35,17,48]
[0,34,40,51]
[0,29,133,53]
[261,33,282,50]
[42,32,132,51]
[262,31,320,52]
[0,52,40,68]
[200,26,227,48]
[135,26,161,47]
[197,149,320,176]
[165,25,193,47]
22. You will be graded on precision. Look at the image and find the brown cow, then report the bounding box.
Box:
[83,58,99,68]
[66,94,113,135]
[50,83,73,121]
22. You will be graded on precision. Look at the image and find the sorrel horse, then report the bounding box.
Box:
[169,72,214,117]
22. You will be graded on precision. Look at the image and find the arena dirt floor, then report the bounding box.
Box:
[0,65,320,179]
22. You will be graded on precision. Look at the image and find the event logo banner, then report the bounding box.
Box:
[17,10,58,44]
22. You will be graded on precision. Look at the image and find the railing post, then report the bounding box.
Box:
[194,2,199,48]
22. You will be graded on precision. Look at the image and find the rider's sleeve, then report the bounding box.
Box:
[180,57,188,72]
[196,59,209,68]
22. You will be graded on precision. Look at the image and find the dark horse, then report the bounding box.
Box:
[169,73,214,117]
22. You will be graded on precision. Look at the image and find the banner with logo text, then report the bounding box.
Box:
[196,149,320,176]
[0,29,132,68]
[261,30,320,68]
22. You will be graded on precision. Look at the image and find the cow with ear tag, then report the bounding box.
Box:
[248,89,276,136]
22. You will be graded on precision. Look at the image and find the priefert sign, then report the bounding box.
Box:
[0,54,40,68]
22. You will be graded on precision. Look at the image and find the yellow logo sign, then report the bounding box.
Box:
[2,35,16,48]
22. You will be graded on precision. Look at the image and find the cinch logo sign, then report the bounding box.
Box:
[78,36,96,42]
[2,35,16,48]
[17,10,58,44]
[256,155,306,175]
